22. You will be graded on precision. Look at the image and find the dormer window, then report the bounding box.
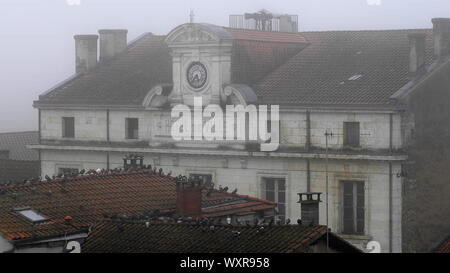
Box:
[16,208,47,223]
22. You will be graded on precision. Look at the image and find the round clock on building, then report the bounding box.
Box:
[186,62,208,89]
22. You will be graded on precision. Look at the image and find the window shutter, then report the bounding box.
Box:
[344,122,360,147]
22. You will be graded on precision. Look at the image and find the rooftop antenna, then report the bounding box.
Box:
[189,9,195,23]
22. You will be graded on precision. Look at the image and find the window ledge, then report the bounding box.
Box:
[337,234,372,241]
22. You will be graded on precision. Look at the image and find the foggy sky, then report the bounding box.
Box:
[1,0,450,132]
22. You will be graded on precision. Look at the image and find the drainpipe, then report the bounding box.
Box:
[306,159,311,192]
[106,109,110,170]
[389,162,393,253]
[38,109,42,176]
[389,114,393,153]
[306,110,311,151]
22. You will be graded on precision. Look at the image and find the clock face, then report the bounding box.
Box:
[187,62,207,89]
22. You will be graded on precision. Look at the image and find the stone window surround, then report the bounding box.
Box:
[334,173,370,237]
[256,172,289,218]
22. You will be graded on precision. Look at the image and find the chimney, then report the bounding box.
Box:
[98,29,128,62]
[123,154,144,169]
[74,35,98,73]
[297,192,322,226]
[408,33,426,74]
[176,178,203,215]
[432,18,450,58]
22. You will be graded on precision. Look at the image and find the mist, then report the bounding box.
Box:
[1,0,450,132]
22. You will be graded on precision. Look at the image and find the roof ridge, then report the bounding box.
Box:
[0,169,174,190]
[299,28,432,34]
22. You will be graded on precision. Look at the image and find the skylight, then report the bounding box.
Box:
[348,74,363,81]
[17,209,47,222]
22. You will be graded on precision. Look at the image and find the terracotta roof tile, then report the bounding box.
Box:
[434,236,450,253]
[82,220,331,253]
[0,170,275,242]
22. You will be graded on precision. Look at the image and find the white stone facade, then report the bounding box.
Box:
[32,23,407,253]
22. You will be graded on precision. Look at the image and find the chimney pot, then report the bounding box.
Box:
[432,18,450,58]
[98,29,128,62]
[74,34,98,74]
[408,33,426,74]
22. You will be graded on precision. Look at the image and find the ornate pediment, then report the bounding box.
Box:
[165,23,233,45]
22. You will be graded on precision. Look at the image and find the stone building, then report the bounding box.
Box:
[30,16,450,252]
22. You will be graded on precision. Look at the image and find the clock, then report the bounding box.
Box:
[186,62,207,89]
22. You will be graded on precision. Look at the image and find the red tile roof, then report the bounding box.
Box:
[225,27,308,43]
[434,236,450,253]
[81,219,361,253]
[0,169,275,242]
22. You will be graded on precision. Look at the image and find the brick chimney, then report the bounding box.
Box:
[408,33,426,74]
[432,18,450,58]
[74,35,98,73]
[176,179,203,215]
[98,29,128,62]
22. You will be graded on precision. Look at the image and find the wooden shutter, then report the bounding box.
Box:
[344,122,360,147]
[63,117,74,138]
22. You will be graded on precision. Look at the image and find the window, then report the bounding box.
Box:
[58,167,79,175]
[343,122,360,147]
[16,209,47,223]
[262,178,286,221]
[125,118,139,139]
[189,173,213,187]
[62,117,75,138]
[341,181,365,235]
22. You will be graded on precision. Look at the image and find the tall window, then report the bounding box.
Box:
[125,118,139,139]
[341,181,365,235]
[189,173,213,187]
[62,117,75,138]
[262,178,286,221]
[343,122,360,147]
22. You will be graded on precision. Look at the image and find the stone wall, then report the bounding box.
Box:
[402,61,450,252]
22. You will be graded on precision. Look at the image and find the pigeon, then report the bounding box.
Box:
[45,175,52,182]
[231,188,238,195]
[286,218,291,225]
[297,219,302,225]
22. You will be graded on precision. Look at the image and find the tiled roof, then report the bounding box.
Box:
[36,34,172,106]
[253,29,434,106]
[0,131,39,161]
[433,236,450,253]
[82,219,360,253]
[225,27,308,43]
[0,169,274,242]
[0,159,40,183]
[35,26,436,108]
